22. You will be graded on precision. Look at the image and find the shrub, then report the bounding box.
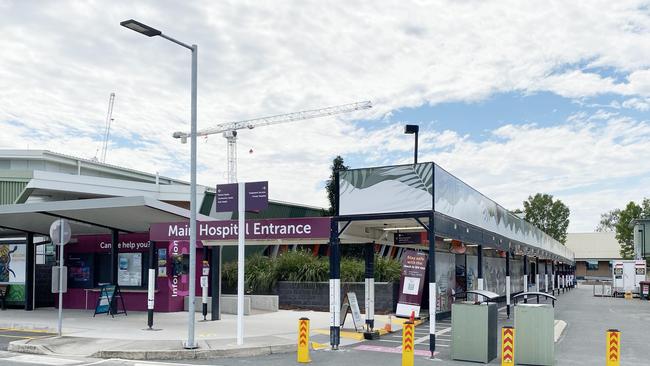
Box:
[276,250,328,282]
[245,254,277,293]
[221,251,402,294]
[221,254,277,293]
[375,255,401,282]
[340,257,364,282]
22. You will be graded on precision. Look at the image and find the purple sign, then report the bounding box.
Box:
[215,183,238,212]
[245,181,268,211]
[396,250,428,317]
[394,232,423,245]
[150,217,331,242]
[215,181,268,212]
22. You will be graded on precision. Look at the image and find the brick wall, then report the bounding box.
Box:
[276,281,398,313]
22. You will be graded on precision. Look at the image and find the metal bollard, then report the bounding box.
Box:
[402,321,414,366]
[501,326,515,366]
[606,329,620,366]
[298,317,311,363]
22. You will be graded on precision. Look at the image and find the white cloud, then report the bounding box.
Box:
[622,97,650,111]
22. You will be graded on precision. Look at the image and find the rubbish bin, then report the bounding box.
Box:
[451,290,498,363]
[640,281,650,300]
[514,303,554,365]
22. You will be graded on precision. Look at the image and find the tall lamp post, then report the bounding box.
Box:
[404,124,419,164]
[120,19,199,349]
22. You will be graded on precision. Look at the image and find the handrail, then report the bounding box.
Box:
[513,291,557,307]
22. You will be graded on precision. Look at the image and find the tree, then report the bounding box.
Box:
[522,193,570,244]
[596,209,621,232]
[615,202,642,259]
[613,199,650,259]
[325,156,349,216]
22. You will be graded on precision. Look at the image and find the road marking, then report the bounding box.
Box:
[4,355,83,365]
[0,334,34,339]
[0,328,53,334]
[354,344,437,356]
[413,327,451,345]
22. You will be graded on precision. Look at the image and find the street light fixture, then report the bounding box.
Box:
[121,18,199,350]
[404,124,419,164]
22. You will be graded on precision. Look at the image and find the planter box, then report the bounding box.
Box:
[276,281,397,313]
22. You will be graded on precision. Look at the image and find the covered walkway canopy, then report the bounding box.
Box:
[0,196,213,237]
[327,162,575,354]
[0,196,213,311]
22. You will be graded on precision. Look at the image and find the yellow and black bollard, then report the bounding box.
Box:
[501,326,515,366]
[297,317,311,363]
[606,329,620,366]
[402,321,414,366]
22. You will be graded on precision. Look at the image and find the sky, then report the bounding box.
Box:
[1,1,650,232]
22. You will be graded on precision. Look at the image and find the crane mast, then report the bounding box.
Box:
[172,100,372,183]
[100,92,116,163]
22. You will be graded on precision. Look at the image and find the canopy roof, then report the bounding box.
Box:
[0,196,213,238]
[338,162,575,263]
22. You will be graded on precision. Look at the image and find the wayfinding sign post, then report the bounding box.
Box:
[216,181,268,346]
[50,219,71,337]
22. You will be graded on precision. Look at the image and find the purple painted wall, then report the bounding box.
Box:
[62,233,205,312]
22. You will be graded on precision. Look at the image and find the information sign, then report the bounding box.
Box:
[396,250,428,318]
[215,181,268,212]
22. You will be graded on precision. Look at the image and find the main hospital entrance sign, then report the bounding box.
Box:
[149,217,331,242]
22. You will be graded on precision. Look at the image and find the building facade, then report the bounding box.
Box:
[566,232,621,280]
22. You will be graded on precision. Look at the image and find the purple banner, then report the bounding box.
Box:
[396,250,428,317]
[150,217,331,242]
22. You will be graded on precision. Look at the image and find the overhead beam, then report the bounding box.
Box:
[38,211,133,233]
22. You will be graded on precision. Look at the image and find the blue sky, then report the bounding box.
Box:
[1,1,650,232]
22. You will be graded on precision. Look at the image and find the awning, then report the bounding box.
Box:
[0,196,214,238]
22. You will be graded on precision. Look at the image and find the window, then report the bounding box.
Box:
[586,260,599,271]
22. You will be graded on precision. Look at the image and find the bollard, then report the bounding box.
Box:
[606,329,620,366]
[501,326,515,366]
[402,321,414,366]
[298,317,311,363]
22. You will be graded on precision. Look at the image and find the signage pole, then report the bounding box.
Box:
[57,218,64,337]
[237,182,245,345]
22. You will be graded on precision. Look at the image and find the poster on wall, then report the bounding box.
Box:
[435,252,456,313]
[67,254,94,288]
[396,250,428,317]
[0,244,26,283]
[117,253,142,287]
[158,248,167,278]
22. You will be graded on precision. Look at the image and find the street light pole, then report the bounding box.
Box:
[120,19,199,349]
[404,124,419,164]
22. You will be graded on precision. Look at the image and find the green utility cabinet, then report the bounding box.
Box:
[451,302,498,363]
[514,304,555,365]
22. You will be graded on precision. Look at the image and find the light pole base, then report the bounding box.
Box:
[183,342,199,349]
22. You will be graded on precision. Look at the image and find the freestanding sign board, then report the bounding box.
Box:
[216,183,238,212]
[396,250,428,318]
[214,181,269,346]
[216,181,268,212]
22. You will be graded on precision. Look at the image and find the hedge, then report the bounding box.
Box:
[222,250,401,294]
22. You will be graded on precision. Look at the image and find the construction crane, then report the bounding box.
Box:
[99,92,116,163]
[173,100,372,183]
